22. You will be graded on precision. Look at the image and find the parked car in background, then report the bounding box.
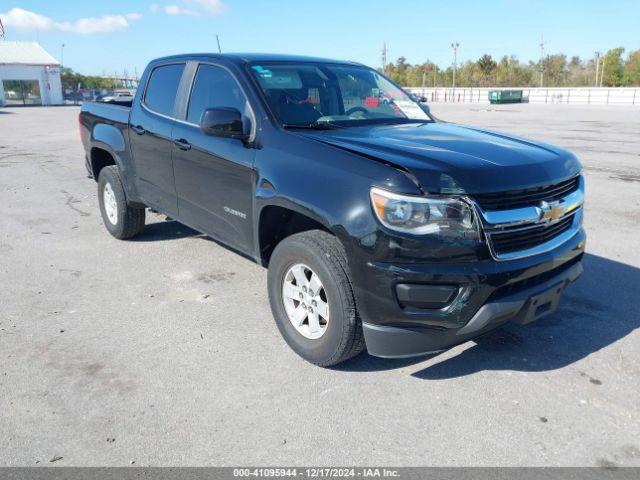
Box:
[64,91,84,104]
[79,53,585,366]
[99,90,135,105]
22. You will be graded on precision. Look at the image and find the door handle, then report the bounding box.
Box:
[131,124,146,135]
[173,138,192,151]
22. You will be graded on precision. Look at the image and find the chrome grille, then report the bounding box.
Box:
[474,175,580,211]
[474,175,584,260]
[490,214,575,255]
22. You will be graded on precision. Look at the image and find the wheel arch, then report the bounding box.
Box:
[89,145,119,180]
[256,200,344,267]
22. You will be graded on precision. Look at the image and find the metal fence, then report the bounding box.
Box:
[405,87,640,105]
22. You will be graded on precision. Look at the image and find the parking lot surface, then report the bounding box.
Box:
[1,104,639,466]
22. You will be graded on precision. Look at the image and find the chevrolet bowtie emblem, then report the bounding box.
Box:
[539,201,565,222]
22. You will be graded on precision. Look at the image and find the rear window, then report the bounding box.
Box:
[143,63,185,117]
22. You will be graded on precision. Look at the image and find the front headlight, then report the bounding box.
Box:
[370,187,478,238]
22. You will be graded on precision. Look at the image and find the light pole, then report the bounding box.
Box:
[594,51,601,87]
[381,42,388,74]
[451,42,459,102]
[539,35,545,87]
[60,43,65,70]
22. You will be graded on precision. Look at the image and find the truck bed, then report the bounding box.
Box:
[82,101,131,125]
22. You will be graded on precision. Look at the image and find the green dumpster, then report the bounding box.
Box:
[488,90,523,104]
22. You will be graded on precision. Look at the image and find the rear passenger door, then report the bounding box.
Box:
[171,63,256,254]
[129,63,185,217]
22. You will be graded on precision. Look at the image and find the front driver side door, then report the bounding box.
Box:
[171,63,257,254]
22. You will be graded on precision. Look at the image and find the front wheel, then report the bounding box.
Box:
[267,230,364,366]
[97,166,145,239]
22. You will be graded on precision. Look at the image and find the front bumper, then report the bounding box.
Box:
[352,228,586,358]
[363,258,582,357]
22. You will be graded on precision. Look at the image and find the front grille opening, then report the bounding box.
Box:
[488,254,583,302]
[490,214,574,255]
[474,175,580,211]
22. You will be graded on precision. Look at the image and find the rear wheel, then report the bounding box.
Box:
[267,230,364,366]
[97,166,145,239]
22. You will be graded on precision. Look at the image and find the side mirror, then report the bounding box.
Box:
[200,107,248,140]
[420,103,431,115]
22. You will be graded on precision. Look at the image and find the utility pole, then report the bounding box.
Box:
[216,34,222,53]
[451,41,459,102]
[381,42,388,74]
[60,43,65,70]
[539,35,545,87]
[594,51,601,87]
[600,55,606,87]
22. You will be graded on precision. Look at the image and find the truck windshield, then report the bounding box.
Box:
[249,62,430,128]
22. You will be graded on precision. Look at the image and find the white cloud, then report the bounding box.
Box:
[164,4,196,15]
[1,7,55,31]
[64,15,129,34]
[163,0,226,16]
[149,4,159,13]
[0,7,137,35]
[185,0,226,14]
[126,13,143,20]
[165,4,199,16]
[165,5,181,15]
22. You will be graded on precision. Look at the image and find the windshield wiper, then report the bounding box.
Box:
[282,122,343,130]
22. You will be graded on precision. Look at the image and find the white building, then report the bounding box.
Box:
[0,41,63,107]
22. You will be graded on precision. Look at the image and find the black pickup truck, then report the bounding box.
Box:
[79,53,585,366]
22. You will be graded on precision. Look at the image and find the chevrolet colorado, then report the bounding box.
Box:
[79,54,585,366]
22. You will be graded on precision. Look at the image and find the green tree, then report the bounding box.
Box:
[623,50,640,85]
[477,54,497,86]
[600,47,625,86]
[61,67,113,91]
[543,54,568,86]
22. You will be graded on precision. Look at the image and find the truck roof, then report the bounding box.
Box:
[150,52,363,66]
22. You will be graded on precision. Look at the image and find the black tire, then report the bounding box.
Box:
[267,230,364,366]
[97,166,145,239]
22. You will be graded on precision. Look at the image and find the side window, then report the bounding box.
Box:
[187,64,247,124]
[143,63,185,117]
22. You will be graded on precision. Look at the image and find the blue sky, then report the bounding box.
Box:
[1,0,638,75]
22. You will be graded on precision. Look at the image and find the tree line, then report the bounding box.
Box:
[60,67,125,91]
[384,47,640,88]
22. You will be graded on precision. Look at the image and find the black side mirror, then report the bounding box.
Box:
[200,107,248,140]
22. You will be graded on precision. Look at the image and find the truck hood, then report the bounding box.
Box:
[300,122,581,194]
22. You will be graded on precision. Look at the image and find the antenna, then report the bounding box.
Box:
[216,34,222,53]
[451,41,459,100]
